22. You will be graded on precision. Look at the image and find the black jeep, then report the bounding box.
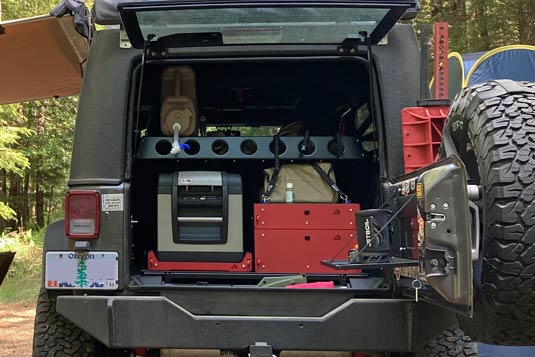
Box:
[8,0,535,356]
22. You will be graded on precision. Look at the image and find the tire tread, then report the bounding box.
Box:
[446,80,535,344]
[33,288,98,357]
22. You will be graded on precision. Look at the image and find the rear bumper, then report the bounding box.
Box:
[56,295,457,352]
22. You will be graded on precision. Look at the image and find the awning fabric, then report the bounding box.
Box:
[0,15,88,104]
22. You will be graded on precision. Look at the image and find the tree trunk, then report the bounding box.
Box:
[34,103,47,228]
[0,169,6,231]
[35,172,45,228]
[474,1,490,51]
[518,0,535,44]
[46,187,55,226]
[7,174,20,231]
[21,173,30,229]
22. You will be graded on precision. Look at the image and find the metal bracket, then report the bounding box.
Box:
[321,256,417,270]
[469,201,480,261]
[424,247,454,277]
[74,240,91,252]
[249,342,274,357]
[119,27,132,49]
[337,38,363,56]
[257,275,306,288]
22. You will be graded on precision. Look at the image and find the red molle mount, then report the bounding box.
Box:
[401,106,449,173]
[147,251,253,272]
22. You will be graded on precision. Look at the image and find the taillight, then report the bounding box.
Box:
[65,190,100,239]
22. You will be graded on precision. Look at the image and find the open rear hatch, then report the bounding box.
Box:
[116,0,417,49]
[117,0,472,317]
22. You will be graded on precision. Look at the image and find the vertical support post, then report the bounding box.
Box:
[433,22,449,99]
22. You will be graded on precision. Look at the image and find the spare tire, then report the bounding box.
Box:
[443,80,535,344]
[416,326,478,357]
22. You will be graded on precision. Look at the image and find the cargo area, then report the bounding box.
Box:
[129,58,385,286]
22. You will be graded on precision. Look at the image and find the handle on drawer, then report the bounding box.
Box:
[177,217,223,223]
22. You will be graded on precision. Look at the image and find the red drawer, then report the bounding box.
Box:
[254,229,358,273]
[254,203,359,230]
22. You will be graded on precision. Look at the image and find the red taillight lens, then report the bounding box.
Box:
[65,190,100,239]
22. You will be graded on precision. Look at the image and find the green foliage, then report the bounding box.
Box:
[0,229,42,303]
[0,97,76,229]
[0,229,43,280]
[1,0,60,21]
[0,106,31,220]
[0,202,16,222]
[20,98,76,187]
[417,0,535,53]
[0,275,41,303]
[0,126,30,176]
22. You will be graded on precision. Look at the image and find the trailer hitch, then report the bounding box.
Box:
[249,342,274,357]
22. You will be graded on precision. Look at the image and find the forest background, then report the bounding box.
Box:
[0,0,535,301]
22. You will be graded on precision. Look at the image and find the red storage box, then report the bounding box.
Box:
[254,203,360,273]
[255,229,357,273]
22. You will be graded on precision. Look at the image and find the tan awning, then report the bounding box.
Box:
[0,15,89,105]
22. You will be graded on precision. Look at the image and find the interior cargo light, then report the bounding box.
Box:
[64,190,100,239]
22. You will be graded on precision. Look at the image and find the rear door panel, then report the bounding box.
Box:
[392,156,473,316]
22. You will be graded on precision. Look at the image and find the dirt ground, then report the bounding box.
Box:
[0,300,35,357]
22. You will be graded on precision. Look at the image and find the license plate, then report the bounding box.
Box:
[45,251,118,290]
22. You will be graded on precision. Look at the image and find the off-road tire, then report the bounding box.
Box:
[416,327,478,357]
[33,288,99,356]
[443,80,535,344]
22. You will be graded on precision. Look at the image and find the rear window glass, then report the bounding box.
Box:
[136,7,389,44]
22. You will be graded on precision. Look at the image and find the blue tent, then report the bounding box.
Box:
[431,45,535,98]
[465,45,535,86]
[478,343,535,357]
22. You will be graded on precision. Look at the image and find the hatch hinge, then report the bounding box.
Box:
[337,38,362,56]
[119,25,132,49]
[337,32,370,56]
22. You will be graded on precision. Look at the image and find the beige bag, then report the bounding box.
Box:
[263,163,338,203]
